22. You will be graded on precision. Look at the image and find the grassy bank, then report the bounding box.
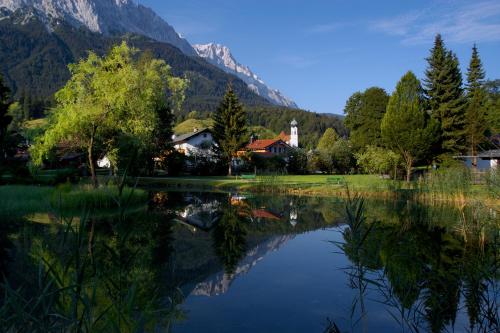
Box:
[136,174,497,207]
[0,184,148,220]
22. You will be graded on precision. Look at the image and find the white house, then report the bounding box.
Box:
[172,128,215,157]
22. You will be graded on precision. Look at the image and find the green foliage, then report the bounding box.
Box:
[424,34,467,156]
[0,16,268,116]
[382,71,438,181]
[355,145,401,178]
[174,118,214,135]
[0,73,13,162]
[317,128,339,150]
[465,45,488,164]
[287,148,309,174]
[247,106,346,149]
[344,87,389,151]
[484,80,500,135]
[212,87,248,175]
[316,129,355,174]
[31,42,186,184]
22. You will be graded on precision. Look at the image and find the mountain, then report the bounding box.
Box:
[0,12,270,116]
[194,43,298,108]
[0,0,196,56]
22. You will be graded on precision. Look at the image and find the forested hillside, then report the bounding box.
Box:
[0,14,346,147]
[0,14,270,117]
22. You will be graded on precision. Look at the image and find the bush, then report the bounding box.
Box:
[355,145,401,178]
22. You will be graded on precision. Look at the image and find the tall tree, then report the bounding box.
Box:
[484,80,500,136]
[212,86,247,176]
[344,87,389,151]
[31,42,186,187]
[0,74,13,162]
[381,72,438,182]
[465,45,488,168]
[424,35,467,158]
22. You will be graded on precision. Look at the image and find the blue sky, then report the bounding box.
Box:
[139,0,500,115]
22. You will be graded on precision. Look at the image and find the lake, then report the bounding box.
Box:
[0,190,498,332]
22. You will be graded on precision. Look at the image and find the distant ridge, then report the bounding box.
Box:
[194,43,298,108]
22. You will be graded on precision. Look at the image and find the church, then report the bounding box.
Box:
[242,119,299,157]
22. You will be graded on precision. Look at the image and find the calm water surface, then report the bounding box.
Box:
[1,191,498,332]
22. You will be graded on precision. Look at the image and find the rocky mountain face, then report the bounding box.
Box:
[194,43,298,108]
[0,0,196,56]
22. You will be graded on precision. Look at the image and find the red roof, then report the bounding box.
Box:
[252,209,281,220]
[246,139,281,150]
[277,131,290,142]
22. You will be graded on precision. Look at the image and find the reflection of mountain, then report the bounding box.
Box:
[191,235,294,297]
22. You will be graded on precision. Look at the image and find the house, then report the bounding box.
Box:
[172,128,214,157]
[245,139,291,156]
[478,150,500,170]
[239,119,299,157]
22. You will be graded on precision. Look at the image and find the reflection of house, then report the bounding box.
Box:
[252,209,282,220]
[172,128,214,157]
[177,199,222,230]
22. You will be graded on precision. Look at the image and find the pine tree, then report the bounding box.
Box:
[212,86,248,175]
[424,35,467,158]
[465,45,487,168]
[0,74,13,161]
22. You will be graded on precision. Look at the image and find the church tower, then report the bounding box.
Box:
[290,119,298,148]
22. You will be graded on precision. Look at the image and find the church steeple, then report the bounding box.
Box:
[290,119,298,148]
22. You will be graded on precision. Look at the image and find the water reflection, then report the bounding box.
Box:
[333,196,499,333]
[0,191,498,332]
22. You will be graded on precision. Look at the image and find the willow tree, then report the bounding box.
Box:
[31,42,187,187]
[381,72,438,182]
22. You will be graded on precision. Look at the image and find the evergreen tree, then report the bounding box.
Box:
[424,35,467,158]
[0,74,13,162]
[212,86,248,175]
[465,45,488,168]
[381,72,438,182]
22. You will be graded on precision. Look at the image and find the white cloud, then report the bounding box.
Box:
[371,1,500,45]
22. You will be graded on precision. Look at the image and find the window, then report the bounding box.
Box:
[203,133,207,138]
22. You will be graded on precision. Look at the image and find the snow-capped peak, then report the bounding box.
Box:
[194,43,297,108]
[0,0,196,56]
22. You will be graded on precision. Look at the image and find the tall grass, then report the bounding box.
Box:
[0,189,182,332]
[0,184,148,219]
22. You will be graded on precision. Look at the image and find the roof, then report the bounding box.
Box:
[277,131,290,142]
[172,128,211,144]
[252,209,281,220]
[246,139,283,150]
[478,149,500,159]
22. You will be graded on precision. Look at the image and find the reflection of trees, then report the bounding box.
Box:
[0,211,183,332]
[212,208,247,276]
[336,198,499,333]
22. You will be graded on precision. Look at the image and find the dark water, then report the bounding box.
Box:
[0,191,498,333]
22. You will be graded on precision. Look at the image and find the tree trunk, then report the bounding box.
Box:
[403,152,413,182]
[88,126,98,188]
[471,137,477,170]
[228,160,232,176]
